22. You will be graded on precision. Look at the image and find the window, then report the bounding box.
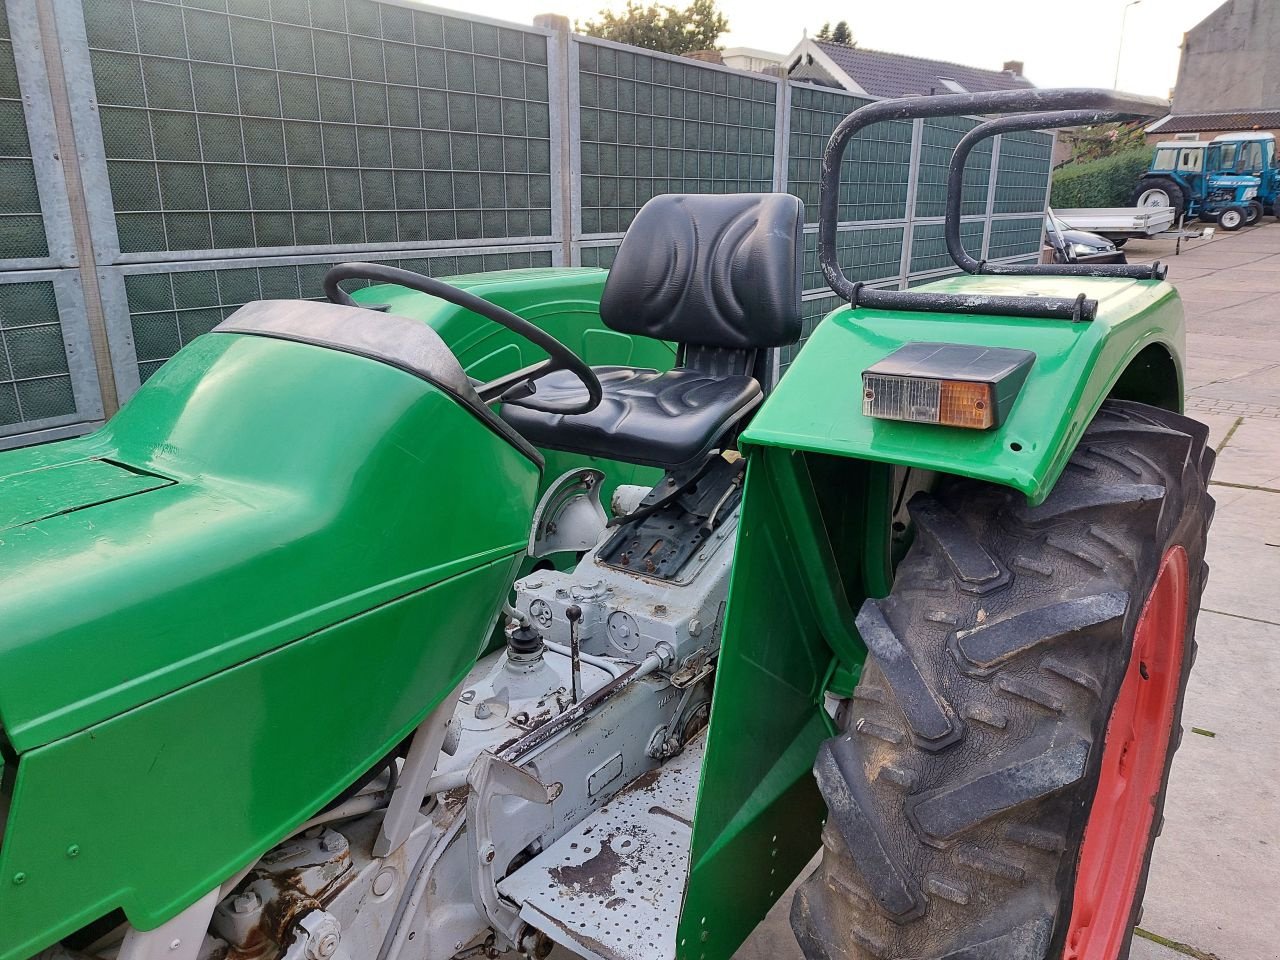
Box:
[1178,148,1203,173]
[1152,147,1178,171]
[1239,141,1264,174]
[936,77,968,94]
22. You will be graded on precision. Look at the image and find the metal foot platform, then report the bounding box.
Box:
[497,732,705,960]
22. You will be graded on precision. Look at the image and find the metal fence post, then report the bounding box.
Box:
[898,117,924,288]
[538,14,575,268]
[981,134,1002,260]
[772,79,790,193]
[39,0,126,411]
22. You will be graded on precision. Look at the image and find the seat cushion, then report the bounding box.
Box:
[500,366,762,469]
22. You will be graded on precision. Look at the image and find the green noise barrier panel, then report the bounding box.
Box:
[123,247,552,382]
[915,115,992,219]
[0,6,49,262]
[576,39,778,236]
[0,280,73,427]
[82,0,555,254]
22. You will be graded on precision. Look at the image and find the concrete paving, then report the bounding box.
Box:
[730,223,1280,960]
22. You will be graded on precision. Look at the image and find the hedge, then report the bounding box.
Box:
[1049,146,1155,208]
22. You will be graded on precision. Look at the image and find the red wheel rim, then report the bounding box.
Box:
[1064,546,1188,960]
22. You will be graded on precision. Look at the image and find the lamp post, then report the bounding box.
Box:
[1114,0,1142,88]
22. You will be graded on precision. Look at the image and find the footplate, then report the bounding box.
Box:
[497,732,705,960]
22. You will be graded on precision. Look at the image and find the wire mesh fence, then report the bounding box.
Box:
[0,0,1053,446]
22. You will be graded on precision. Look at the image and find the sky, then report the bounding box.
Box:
[474,0,1228,99]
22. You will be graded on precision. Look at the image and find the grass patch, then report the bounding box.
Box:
[1134,927,1223,960]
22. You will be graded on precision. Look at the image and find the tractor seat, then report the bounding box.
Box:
[500,192,803,470]
[500,366,762,470]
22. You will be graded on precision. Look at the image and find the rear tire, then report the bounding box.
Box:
[1219,206,1246,231]
[791,400,1214,960]
[1129,178,1185,222]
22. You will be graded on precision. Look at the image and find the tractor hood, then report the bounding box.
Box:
[0,301,539,753]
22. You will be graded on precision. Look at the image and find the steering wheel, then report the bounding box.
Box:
[322,263,602,416]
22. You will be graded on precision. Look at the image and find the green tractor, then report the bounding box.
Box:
[0,90,1212,960]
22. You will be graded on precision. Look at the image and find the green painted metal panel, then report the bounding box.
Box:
[0,458,170,531]
[354,265,676,547]
[677,447,893,960]
[0,556,516,960]
[0,332,539,752]
[744,273,1187,504]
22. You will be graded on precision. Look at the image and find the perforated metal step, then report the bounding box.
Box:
[497,732,705,960]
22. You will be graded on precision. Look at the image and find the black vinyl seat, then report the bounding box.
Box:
[501,193,803,470]
[503,366,762,469]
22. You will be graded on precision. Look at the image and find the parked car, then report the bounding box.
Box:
[1044,211,1127,264]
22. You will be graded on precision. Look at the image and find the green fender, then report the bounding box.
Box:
[677,273,1187,959]
[743,273,1186,504]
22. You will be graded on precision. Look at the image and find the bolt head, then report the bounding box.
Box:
[232,892,261,914]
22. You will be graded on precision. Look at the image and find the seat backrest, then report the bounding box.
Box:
[599,193,804,350]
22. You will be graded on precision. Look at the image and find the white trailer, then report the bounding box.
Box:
[1053,206,1178,243]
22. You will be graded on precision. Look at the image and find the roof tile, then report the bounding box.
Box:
[1149,110,1280,133]
[812,40,1034,98]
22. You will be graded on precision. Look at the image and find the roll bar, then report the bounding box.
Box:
[818,89,1170,322]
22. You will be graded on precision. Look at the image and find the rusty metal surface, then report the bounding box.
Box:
[496,732,705,960]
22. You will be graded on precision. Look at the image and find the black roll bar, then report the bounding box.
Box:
[945,109,1165,279]
[818,88,1170,322]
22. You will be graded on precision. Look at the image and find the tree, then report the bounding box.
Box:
[579,0,729,55]
[815,20,854,45]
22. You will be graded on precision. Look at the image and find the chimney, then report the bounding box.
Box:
[1003,60,1024,76]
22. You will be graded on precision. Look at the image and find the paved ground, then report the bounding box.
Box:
[733,222,1280,960]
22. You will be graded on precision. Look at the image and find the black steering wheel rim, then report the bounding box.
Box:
[322,263,602,415]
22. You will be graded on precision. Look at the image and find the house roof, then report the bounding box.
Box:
[1148,110,1280,134]
[807,40,1034,98]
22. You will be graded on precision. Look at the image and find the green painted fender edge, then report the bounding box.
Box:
[678,272,1187,959]
[741,274,1186,506]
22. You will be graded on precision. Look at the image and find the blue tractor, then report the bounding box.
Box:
[1131,131,1277,230]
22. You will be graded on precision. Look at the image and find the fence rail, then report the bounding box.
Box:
[0,0,1053,448]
